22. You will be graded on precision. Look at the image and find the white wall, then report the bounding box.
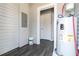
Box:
[29,3,50,44]
[0,3,19,55]
[0,3,30,55]
[19,3,30,47]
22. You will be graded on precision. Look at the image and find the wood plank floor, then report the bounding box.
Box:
[1,39,54,56]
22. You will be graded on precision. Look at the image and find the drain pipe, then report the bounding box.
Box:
[72,16,78,56]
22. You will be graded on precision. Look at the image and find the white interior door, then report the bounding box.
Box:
[40,9,52,41]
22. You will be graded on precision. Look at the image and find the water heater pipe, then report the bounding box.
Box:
[72,16,78,56]
[61,4,65,16]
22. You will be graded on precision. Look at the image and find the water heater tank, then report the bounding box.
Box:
[56,16,77,56]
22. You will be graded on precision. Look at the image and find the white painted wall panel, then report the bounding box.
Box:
[0,4,19,55]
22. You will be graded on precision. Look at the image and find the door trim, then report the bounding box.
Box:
[37,4,57,45]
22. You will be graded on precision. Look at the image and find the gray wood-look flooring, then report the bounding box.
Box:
[1,39,54,56]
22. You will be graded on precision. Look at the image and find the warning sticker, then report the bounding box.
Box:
[64,33,74,42]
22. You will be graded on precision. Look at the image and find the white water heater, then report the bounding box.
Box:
[56,16,77,56]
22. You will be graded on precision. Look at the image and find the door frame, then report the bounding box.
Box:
[37,4,57,45]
